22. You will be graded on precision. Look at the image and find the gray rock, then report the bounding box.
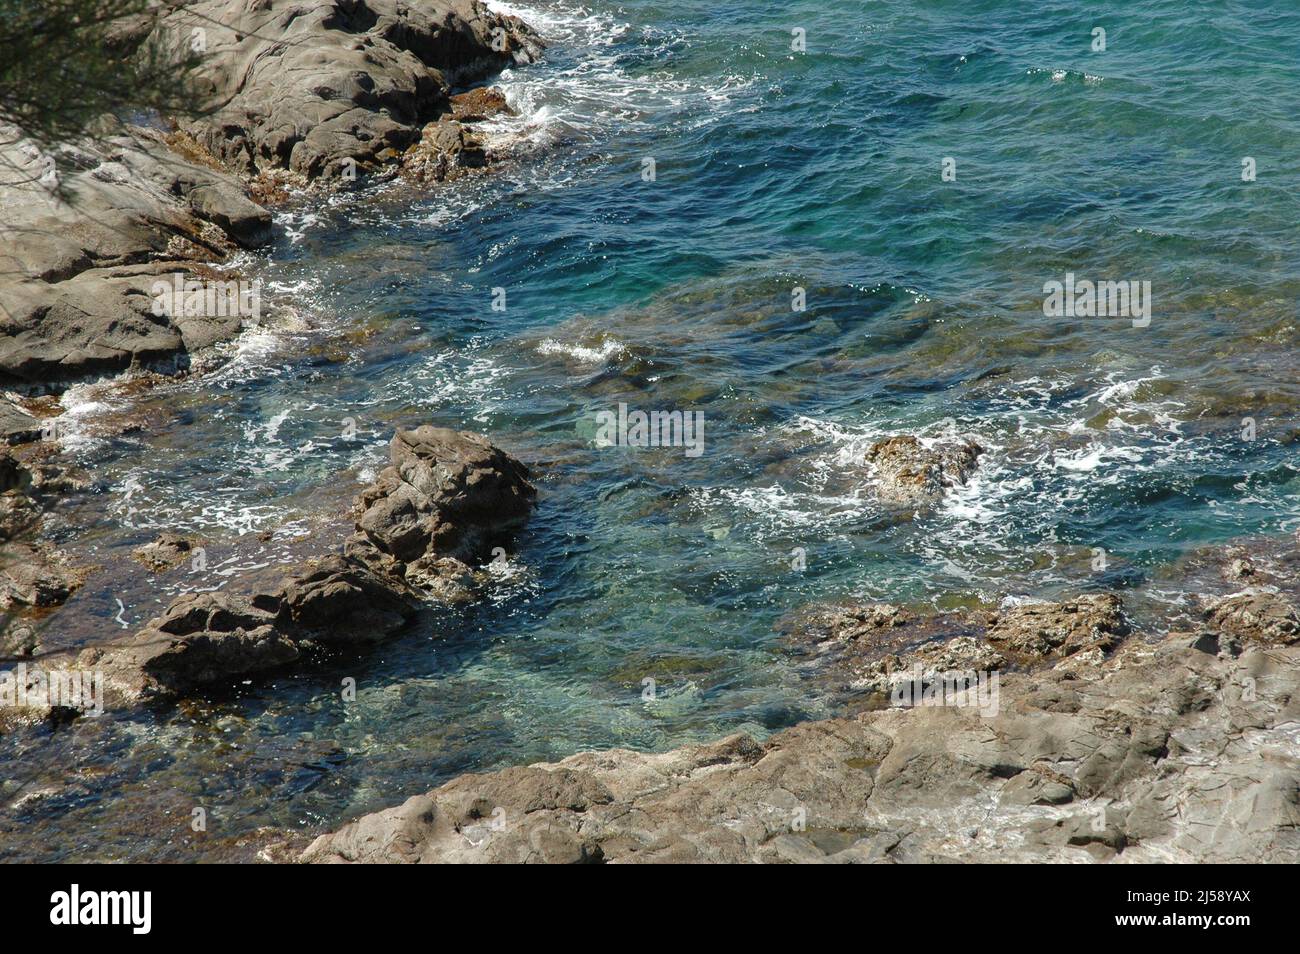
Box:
[146,0,542,182]
[0,124,272,391]
[347,425,536,590]
[0,542,82,608]
[0,399,41,445]
[73,425,533,701]
[302,624,1300,864]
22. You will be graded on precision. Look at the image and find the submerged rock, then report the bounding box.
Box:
[864,435,983,507]
[302,619,1300,864]
[132,533,198,571]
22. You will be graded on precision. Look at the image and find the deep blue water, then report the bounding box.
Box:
[4,0,1299,860]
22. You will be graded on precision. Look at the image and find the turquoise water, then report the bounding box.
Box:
[4,0,1299,860]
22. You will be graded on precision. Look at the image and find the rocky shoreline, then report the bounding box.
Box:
[1,0,542,686]
[301,556,1300,864]
[1,0,539,394]
[2,1,1298,865]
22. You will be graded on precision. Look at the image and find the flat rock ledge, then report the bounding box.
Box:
[26,426,534,704]
[300,593,1300,863]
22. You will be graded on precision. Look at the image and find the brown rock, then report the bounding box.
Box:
[864,435,983,506]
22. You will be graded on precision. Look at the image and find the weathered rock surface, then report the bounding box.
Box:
[864,435,983,506]
[0,122,272,390]
[985,594,1130,659]
[346,425,535,591]
[1198,591,1300,649]
[146,0,541,182]
[67,426,534,701]
[781,593,1129,699]
[401,86,514,182]
[302,615,1300,863]
[0,543,82,610]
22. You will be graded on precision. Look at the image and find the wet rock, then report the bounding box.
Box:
[448,86,513,121]
[276,554,416,646]
[93,591,298,697]
[146,0,541,183]
[1199,591,1300,648]
[984,594,1130,659]
[76,426,534,700]
[402,118,489,182]
[132,533,197,571]
[783,594,1128,702]
[302,625,1300,864]
[0,618,40,658]
[864,435,982,506]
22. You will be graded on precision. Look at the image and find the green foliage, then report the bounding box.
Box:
[0,0,200,148]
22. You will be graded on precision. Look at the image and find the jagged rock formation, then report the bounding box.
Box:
[864,435,983,506]
[65,426,534,701]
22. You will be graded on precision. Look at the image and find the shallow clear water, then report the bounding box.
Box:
[3,0,1299,860]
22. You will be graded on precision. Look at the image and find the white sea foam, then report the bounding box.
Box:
[483,0,754,153]
[536,336,627,364]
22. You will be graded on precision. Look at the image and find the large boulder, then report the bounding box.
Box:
[347,425,536,592]
[145,0,542,182]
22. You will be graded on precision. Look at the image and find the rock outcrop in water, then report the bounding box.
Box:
[864,435,983,507]
[301,588,1300,863]
[61,426,535,701]
[145,0,540,183]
